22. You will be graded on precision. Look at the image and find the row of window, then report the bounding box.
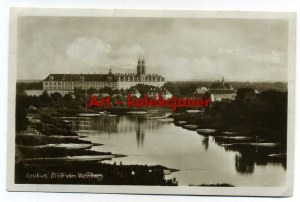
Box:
[44,86,115,90]
[118,77,165,82]
[44,79,165,87]
[44,81,108,87]
[44,82,117,90]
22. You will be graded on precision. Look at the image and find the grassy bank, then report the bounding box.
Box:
[15,160,178,185]
[15,111,179,186]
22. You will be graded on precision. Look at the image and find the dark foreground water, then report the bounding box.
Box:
[67,113,286,186]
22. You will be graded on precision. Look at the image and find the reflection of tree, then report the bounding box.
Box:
[92,117,119,134]
[72,117,120,134]
[123,116,169,148]
[235,154,255,174]
[212,137,286,174]
[202,137,209,150]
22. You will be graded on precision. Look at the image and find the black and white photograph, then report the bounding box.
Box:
[6,8,296,196]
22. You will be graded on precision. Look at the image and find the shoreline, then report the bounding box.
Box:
[16,104,287,186]
[15,109,180,186]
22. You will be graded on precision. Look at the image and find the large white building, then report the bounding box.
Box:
[43,59,166,95]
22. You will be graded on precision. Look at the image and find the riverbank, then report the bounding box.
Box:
[16,104,287,185]
[15,110,179,185]
[170,112,286,169]
[171,112,287,143]
[15,160,178,185]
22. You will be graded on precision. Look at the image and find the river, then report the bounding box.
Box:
[67,112,286,186]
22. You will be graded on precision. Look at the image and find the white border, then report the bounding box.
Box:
[4,6,297,198]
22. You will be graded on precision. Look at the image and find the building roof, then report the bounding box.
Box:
[43,74,118,82]
[209,89,236,94]
[209,77,234,92]
[209,82,234,90]
[114,73,163,78]
[43,73,164,82]
[208,77,236,94]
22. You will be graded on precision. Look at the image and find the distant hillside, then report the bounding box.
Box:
[230,82,287,92]
[15,80,287,97]
[164,81,287,96]
[16,81,43,94]
[17,80,42,83]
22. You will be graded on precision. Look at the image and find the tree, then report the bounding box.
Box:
[73,88,86,107]
[236,88,256,105]
[63,94,74,108]
[39,91,51,107]
[50,92,63,107]
[87,87,97,95]
[120,88,126,96]
[127,84,156,97]
[98,87,113,95]
[15,96,28,132]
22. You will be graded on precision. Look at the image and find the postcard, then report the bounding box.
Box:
[7,8,296,196]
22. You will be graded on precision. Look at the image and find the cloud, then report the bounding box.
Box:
[64,37,287,82]
[116,44,145,56]
[67,37,112,66]
[152,49,287,82]
[17,17,288,82]
[66,37,145,70]
[113,45,145,69]
[217,46,284,65]
[214,46,287,81]
[152,55,223,81]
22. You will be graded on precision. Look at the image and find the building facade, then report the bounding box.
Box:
[114,59,165,89]
[43,59,166,95]
[208,77,236,102]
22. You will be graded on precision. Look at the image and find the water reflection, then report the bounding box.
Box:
[72,115,171,146]
[68,114,286,186]
[235,154,255,174]
[134,117,143,148]
[202,137,209,150]
[219,141,286,174]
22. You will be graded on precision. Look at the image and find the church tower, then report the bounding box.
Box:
[141,59,146,75]
[137,57,146,81]
[137,58,142,76]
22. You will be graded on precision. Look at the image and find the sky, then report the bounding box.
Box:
[17,16,288,82]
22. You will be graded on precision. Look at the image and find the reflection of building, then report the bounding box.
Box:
[42,58,166,95]
[209,77,236,102]
[136,117,145,148]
